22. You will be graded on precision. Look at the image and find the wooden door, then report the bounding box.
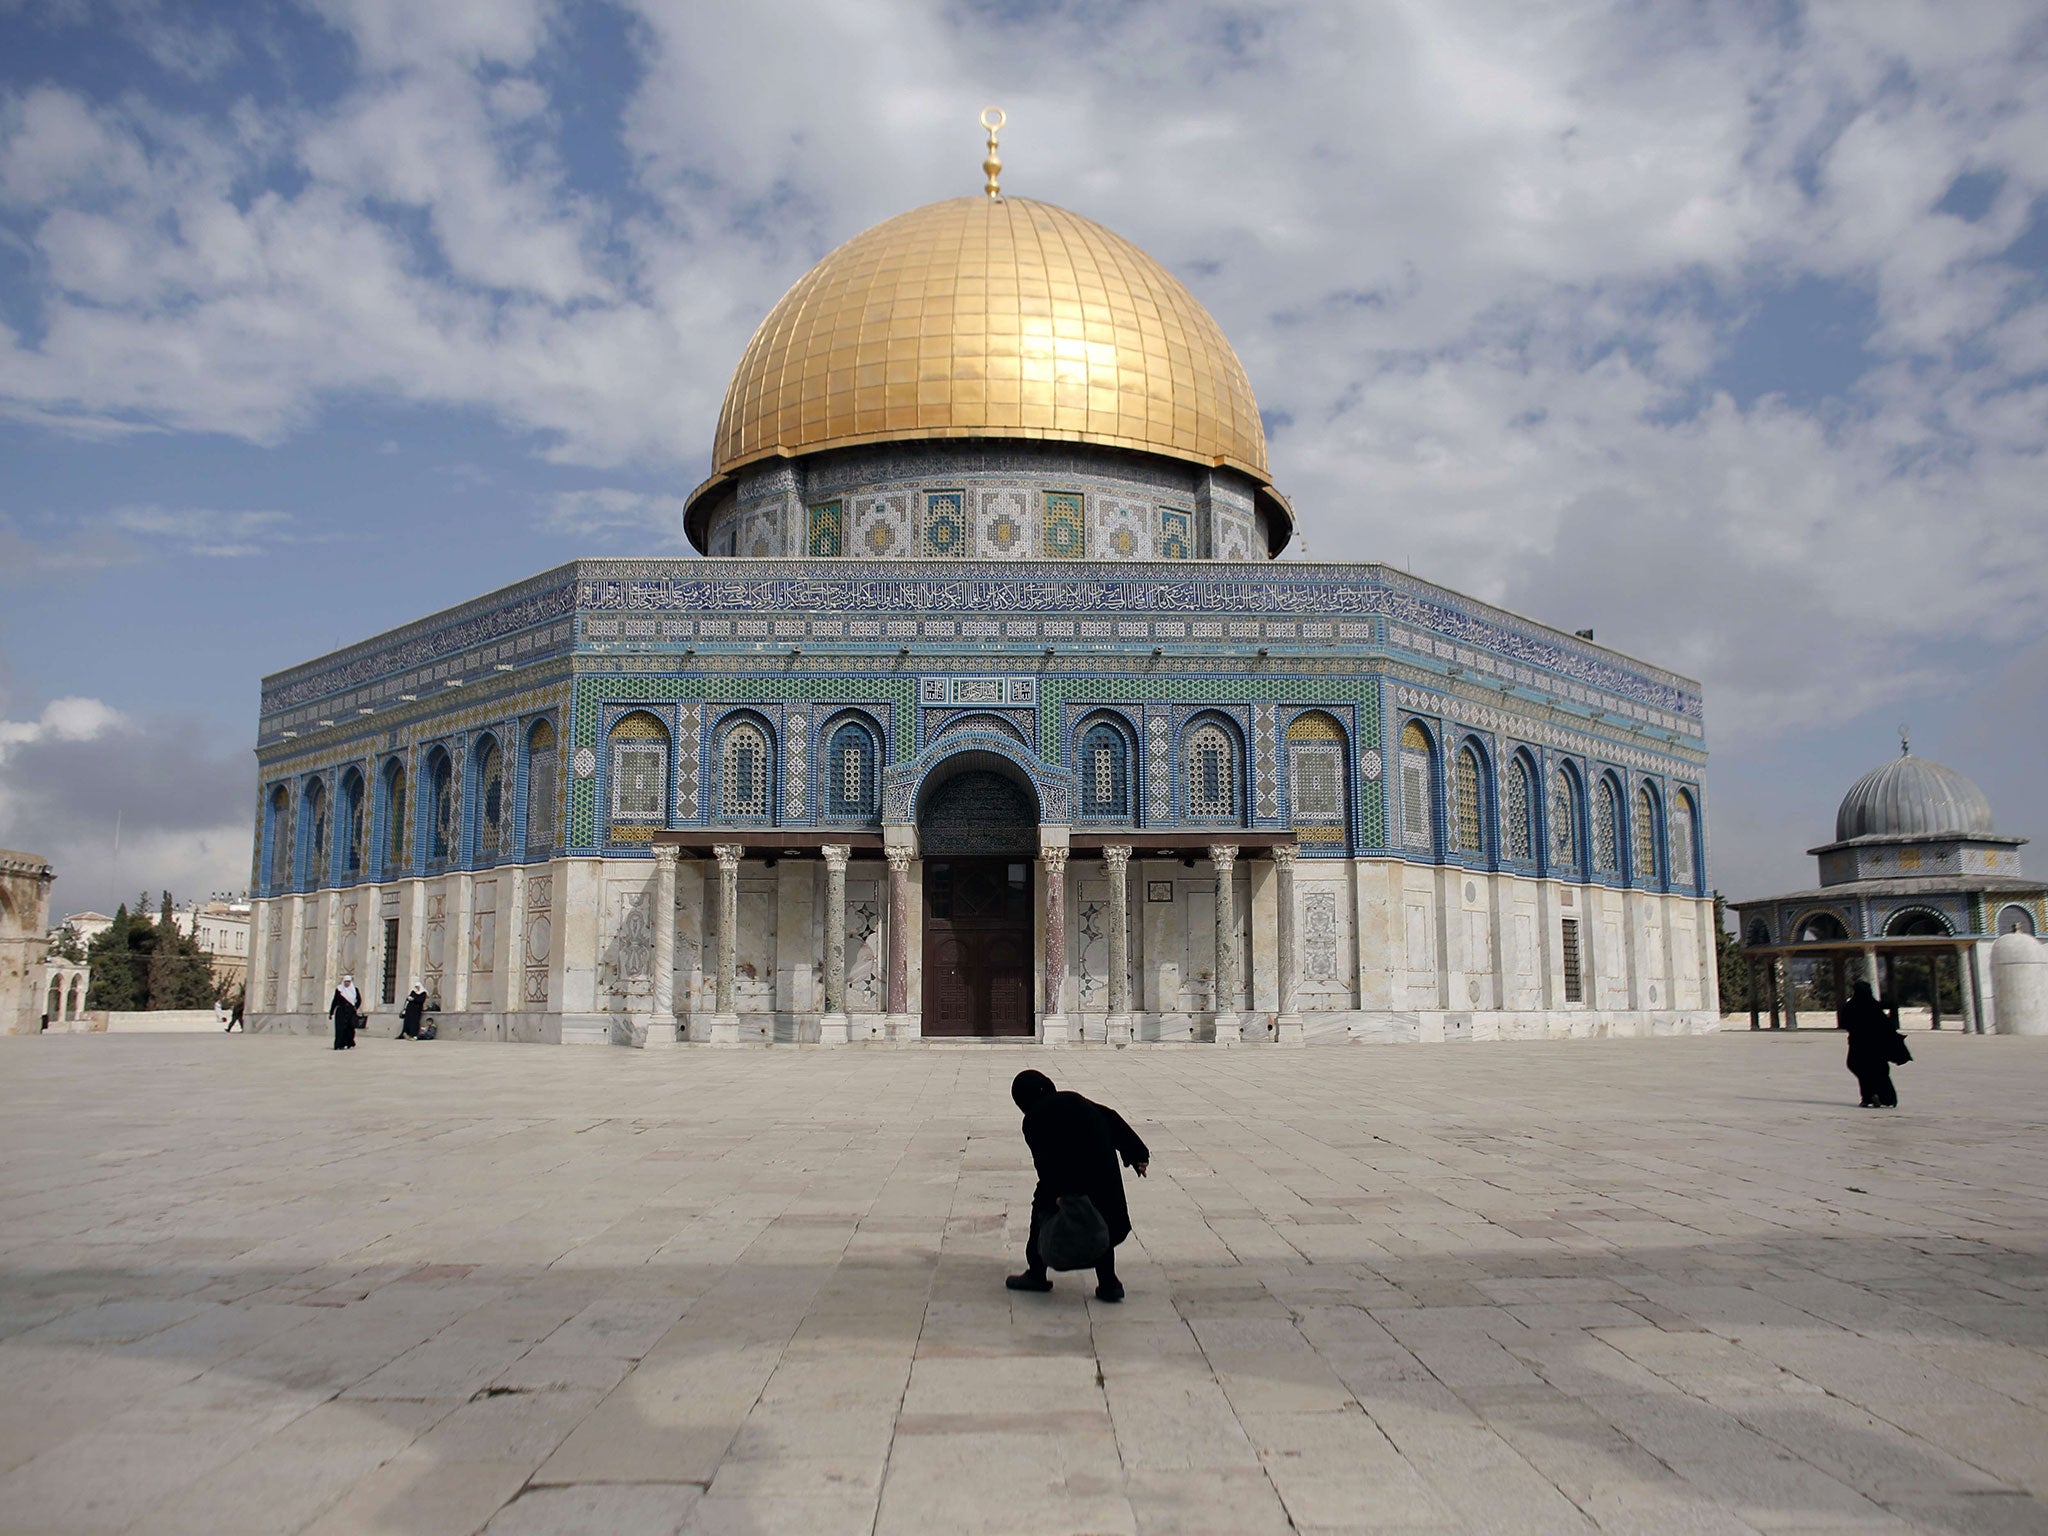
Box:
[922,859,1034,1036]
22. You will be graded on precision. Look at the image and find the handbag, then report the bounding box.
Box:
[1887,1032,1912,1066]
[1039,1195,1111,1271]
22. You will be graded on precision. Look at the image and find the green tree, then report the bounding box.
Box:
[47,923,86,963]
[1713,893,1749,1015]
[85,895,224,1011]
[85,904,149,1012]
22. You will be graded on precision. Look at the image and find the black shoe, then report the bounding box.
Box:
[1005,1272,1053,1292]
[1094,1282,1125,1303]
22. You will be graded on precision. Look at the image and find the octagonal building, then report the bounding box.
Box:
[247,171,1716,1046]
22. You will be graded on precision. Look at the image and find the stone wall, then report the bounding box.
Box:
[0,849,55,1036]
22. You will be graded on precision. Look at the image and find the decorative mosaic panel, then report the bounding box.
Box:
[785,709,810,821]
[1043,491,1086,559]
[851,493,910,557]
[1146,710,1172,822]
[807,501,843,558]
[1214,508,1255,563]
[1302,888,1340,984]
[920,490,968,558]
[523,872,552,1006]
[738,505,780,559]
[676,703,702,820]
[1157,508,1193,560]
[976,488,1032,558]
[1253,703,1279,820]
[1095,496,1148,560]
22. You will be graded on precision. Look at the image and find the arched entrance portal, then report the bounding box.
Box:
[917,755,1039,1038]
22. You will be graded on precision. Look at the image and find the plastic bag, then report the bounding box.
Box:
[1040,1195,1111,1271]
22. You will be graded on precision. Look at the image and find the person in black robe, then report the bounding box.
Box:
[225,988,245,1033]
[398,982,428,1040]
[1837,979,1899,1107]
[329,975,363,1050]
[1005,1069,1149,1303]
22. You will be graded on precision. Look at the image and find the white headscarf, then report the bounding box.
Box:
[337,975,360,1006]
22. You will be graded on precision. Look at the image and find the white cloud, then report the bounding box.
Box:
[543,487,691,547]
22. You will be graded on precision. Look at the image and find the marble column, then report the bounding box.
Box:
[282,894,305,1013]
[650,845,678,1046]
[1209,844,1241,1044]
[709,844,742,1045]
[1273,844,1304,1046]
[885,844,913,1037]
[1040,846,1070,1044]
[1102,845,1133,1044]
[819,845,851,1045]
[450,871,474,1013]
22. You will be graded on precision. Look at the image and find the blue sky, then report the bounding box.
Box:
[1,0,2044,917]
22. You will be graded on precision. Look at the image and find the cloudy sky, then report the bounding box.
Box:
[1,0,2043,919]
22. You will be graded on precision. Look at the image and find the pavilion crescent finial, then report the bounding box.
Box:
[981,106,1005,198]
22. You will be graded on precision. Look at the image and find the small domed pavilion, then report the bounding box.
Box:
[1732,738,2043,1032]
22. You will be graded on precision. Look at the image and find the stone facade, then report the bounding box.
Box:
[246,557,1715,1047]
[0,849,56,1036]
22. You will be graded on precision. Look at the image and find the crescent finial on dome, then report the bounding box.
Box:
[980,106,1005,198]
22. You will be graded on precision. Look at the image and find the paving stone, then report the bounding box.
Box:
[3,1032,2047,1535]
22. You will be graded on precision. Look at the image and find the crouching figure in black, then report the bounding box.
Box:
[1006,1069,1149,1303]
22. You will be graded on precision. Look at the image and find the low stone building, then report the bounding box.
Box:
[1,849,57,1035]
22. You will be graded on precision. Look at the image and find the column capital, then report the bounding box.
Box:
[712,843,745,872]
[1207,843,1238,874]
[1041,846,1070,876]
[884,844,913,873]
[1101,844,1133,875]
[820,844,851,873]
[651,843,680,867]
[1271,843,1298,872]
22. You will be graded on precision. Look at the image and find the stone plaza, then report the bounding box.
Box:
[3,1031,2046,1536]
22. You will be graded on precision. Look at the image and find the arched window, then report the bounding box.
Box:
[424,748,455,865]
[523,719,558,855]
[825,720,879,818]
[609,711,670,840]
[1550,767,1579,871]
[473,736,505,863]
[65,976,81,1019]
[1504,754,1535,860]
[265,785,293,894]
[339,768,366,878]
[1186,722,1239,821]
[47,979,62,1021]
[1285,711,1346,847]
[1399,720,1437,853]
[1999,905,2037,935]
[1078,722,1130,819]
[1633,784,1660,883]
[1454,744,1484,855]
[380,761,408,876]
[303,777,330,888]
[1670,790,1697,887]
[720,720,770,819]
[1593,778,1620,873]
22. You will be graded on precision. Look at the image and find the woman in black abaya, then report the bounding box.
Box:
[329,974,363,1050]
[1838,979,1901,1107]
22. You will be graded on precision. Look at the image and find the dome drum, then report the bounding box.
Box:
[692,440,1276,562]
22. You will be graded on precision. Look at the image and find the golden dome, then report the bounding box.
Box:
[688,195,1286,543]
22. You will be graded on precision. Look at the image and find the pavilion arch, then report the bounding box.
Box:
[420,745,456,866]
[47,978,62,1022]
[1451,733,1492,859]
[1547,759,1586,878]
[1996,904,2038,936]
[1670,787,1702,892]
[1791,909,1851,944]
[1745,916,1774,948]
[1397,718,1441,856]
[263,784,294,896]
[299,775,331,889]
[1632,780,1664,887]
[376,757,409,878]
[819,707,886,822]
[1590,770,1624,876]
[1284,709,1349,850]
[1072,710,1137,822]
[469,732,507,865]
[887,729,1069,828]
[66,975,81,1019]
[912,746,1044,857]
[337,766,367,880]
[1502,748,1540,862]
[1885,906,1955,938]
[935,711,1030,749]
[522,717,559,856]
[608,710,673,841]
[1180,710,1248,826]
[711,709,776,823]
